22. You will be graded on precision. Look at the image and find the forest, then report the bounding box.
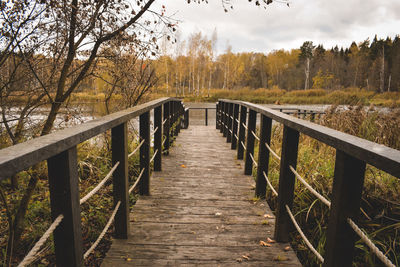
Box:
[152,32,400,95]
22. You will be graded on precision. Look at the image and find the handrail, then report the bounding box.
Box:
[219,99,400,178]
[0,97,180,179]
[216,99,400,267]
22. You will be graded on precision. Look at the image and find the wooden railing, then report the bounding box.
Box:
[216,99,400,267]
[0,98,186,267]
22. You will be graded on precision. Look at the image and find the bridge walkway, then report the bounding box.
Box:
[102,125,301,266]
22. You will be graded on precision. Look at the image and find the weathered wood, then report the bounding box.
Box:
[255,115,272,198]
[274,126,299,242]
[184,107,189,129]
[216,102,220,129]
[324,150,366,267]
[219,99,400,178]
[223,102,228,137]
[226,103,233,143]
[237,105,247,160]
[231,104,239,150]
[139,112,150,195]
[163,102,170,155]
[103,126,301,266]
[154,106,162,171]
[219,102,224,133]
[47,146,83,267]
[112,123,129,239]
[0,97,178,180]
[244,109,257,175]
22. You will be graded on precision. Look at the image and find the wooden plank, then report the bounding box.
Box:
[103,126,301,266]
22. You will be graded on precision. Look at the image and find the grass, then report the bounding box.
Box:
[154,87,400,108]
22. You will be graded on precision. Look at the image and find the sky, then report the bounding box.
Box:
[151,0,400,54]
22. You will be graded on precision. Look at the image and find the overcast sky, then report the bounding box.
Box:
[152,0,400,54]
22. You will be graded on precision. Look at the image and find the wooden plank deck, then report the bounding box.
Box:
[102,126,301,266]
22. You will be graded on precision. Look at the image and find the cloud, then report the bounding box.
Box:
[154,0,400,53]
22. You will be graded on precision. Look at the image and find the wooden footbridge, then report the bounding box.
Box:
[1,98,399,267]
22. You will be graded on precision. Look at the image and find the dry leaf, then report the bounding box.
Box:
[181,164,186,168]
[264,214,274,219]
[126,257,132,262]
[284,246,291,251]
[215,212,222,216]
[259,240,272,247]
[242,254,250,260]
[267,237,276,243]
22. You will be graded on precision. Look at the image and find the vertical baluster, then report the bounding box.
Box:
[154,106,162,171]
[324,150,366,267]
[139,111,150,195]
[274,126,299,242]
[163,102,170,155]
[184,107,189,129]
[226,103,233,143]
[205,108,208,126]
[223,102,228,137]
[216,102,219,129]
[112,123,129,238]
[237,105,247,160]
[255,115,272,198]
[48,147,83,267]
[219,102,225,133]
[244,109,257,175]
[231,104,239,150]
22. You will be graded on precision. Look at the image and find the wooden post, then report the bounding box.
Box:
[220,102,225,133]
[231,104,239,150]
[112,123,129,238]
[323,150,366,267]
[176,102,181,135]
[139,111,150,195]
[216,103,219,129]
[184,108,189,129]
[205,108,208,126]
[47,147,83,267]
[154,106,162,171]
[244,109,257,175]
[226,103,233,143]
[274,126,299,242]
[255,115,272,198]
[223,102,228,137]
[237,105,247,160]
[163,102,170,155]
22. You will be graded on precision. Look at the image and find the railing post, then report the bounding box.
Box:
[184,108,189,129]
[237,105,247,160]
[176,102,181,135]
[216,102,219,129]
[205,108,208,126]
[226,103,233,143]
[219,102,224,133]
[274,126,299,242]
[47,146,83,267]
[244,109,257,175]
[139,111,150,195]
[255,115,272,198]
[323,150,366,267]
[163,102,170,155]
[154,106,162,171]
[231,104,239,150]
[112,123,129,238]
[223,102,228,137]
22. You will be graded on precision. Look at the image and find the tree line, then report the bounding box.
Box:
[154,33,400,95]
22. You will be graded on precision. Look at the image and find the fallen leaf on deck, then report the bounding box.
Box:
[267,237,276,243]
[264,214,274,219]
[242,254,251,260]
[259,240,272,247]
[273,255,288,261]
[215,212,222,216]
[125,258,132,262]
[284,246,291,251]
[181,164,186,168]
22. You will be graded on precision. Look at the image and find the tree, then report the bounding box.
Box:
[299,41,315,89]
